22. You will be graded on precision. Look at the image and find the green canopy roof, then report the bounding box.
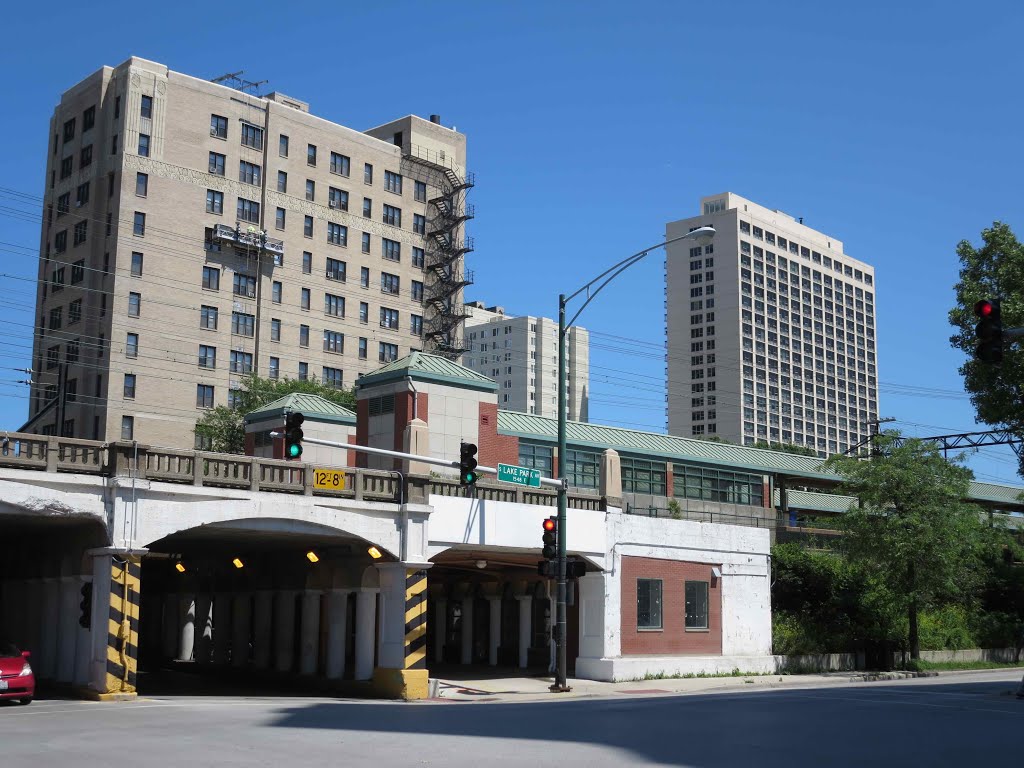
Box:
[244,393,356,425]
[355,351,497,392]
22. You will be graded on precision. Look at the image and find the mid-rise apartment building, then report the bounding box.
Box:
[26,57,474,448]
[665,193,878,457]
[462,302,589,421]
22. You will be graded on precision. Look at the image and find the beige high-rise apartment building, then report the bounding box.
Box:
[462,302,590,421]
[666,193,878,457]
[25,57,474,448]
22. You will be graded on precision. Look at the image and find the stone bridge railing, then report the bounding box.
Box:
[0,434,612,511]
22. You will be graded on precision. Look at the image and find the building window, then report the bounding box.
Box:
[131,251,143,276]
[133,212,145,236]
[270,318,281,342]
[233,273,256,299]
[271,281,282,303]
[359,302,368,324]
[209,152,225,175]
[268,357,280,379]
[71,260,84,284]
[561,449,597,488]
[60,156,73,179]
[202,266,220,290]
[83,106,95,131]
[121,416,134,440]
[123,373,137,399]
[362,232,371,254]
[411,280,424,302]
[277,170,287,193]
[302,251,312,274]
[140,94,153,119]
[206,189,223,214]
[300,288,310,311]
[135,173,148,197]
[67,340,80,364]
[231,312,255,337]
[322,366,344,388]
[200,305,218,330]
[621,457,667,495]
[237,197,260,223]
[229,350,253,373]
[382,204,402,227]
[381,272,400,295]
[196,384,215,409]
[378,342,398,363]
[672,464,764,506]
[637,579,663,630]
[299,324,309,347]
[330,152,350,176]
[364,163,373,184]
[685,581,709,630]
[305,179,315,201]
[358,337,367,359]
[278,133,289,157]
[326,257,346,282]
[328,187,348,211]
[55,230,67,253]
[382,238,401,262]
[240,122,263,149]
[198,344,216,368]
[414,180,427,202]
[410,314,423,336]
[239,160,261,186]
[413,214,426,235]
[63,118,76,143]
[519,443,553,474]
[110,135,117,155]
[138,134,150,157]
[298,362,308,381]
[362,197,371,218]
[73,220,88,246]
[379,307,399,330]
[304,216,314,237]
[210,114,228,139]
[80,144,93,168]
[325,293,345,317]
[57,193,70,217]
[128,292,141,317]
[327,222,347,246]
[275,207,286,229]
[324,330,344,354]
[69,299,82,324]
[412,247,425,268]
[384,171,402,194]
[307,144,317,166]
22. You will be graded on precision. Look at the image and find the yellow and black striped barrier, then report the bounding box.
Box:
[105,555,141,694]
[404,569,428,671]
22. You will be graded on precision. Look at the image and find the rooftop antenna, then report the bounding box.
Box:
[210,71,268,95]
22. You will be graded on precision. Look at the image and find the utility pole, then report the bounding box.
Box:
[866,416,896,458]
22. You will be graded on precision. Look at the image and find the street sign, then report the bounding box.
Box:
[497,463,541,488]
[312,468,346,491]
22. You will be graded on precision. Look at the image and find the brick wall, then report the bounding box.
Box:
[620,556,722,656]
[477,402,519,468]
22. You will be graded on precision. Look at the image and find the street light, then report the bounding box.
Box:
[552,224,715,692]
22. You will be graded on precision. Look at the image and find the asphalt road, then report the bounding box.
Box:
[2,671,1021,767]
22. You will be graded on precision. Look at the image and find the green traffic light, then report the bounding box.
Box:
[288,444,302,458]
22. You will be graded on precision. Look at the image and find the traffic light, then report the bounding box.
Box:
[79,582,92,629]
[542,516,557,560]
[284,411,305,459]
[974,299,1003,364]
[459,442,478,485]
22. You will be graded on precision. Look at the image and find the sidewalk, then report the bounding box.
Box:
[427,667,996,703]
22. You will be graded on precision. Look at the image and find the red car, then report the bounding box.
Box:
[0,643,34,705]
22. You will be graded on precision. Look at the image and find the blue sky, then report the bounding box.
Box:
[1,0,1022,484]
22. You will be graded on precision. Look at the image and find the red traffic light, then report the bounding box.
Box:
[543,518,556,532]
[974,299,995,318]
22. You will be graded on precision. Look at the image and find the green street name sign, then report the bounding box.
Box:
[497,463,542,488]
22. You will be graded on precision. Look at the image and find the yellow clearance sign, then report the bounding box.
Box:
[313,468,346,491]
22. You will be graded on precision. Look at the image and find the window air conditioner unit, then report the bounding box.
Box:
[210,129,219,137]
[329,200,339,209]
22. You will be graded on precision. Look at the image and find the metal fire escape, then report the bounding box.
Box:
[403,146,476,358]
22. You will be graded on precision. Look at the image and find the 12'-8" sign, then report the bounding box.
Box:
[313,468,346,491]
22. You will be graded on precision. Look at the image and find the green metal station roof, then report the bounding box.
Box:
[497,411,839,482]
[245,393,356,425]
[356,352,497,393]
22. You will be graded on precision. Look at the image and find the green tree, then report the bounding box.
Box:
[949,222,1024,474]
[824,432,988,659]
[194,374,356,454]
[751,439,817,456]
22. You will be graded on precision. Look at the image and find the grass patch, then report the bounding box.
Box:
[633,667,779,682]
[900,659,1024,672]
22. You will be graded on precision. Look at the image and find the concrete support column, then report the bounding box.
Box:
[56,576,79,683]
[460,597,474,665]
[354,588,378,680]
[212,593,231,665]
[299,590,322,676]
[433,598,447,663]
[274,590,297,673]
[487,597,501,666]
[161,595,179,659]
[178,595,196,662]
[517,595,533,669]
[253,591,274,670]
[73,576,92,686]
[39,578,60,679]
[194,594,213,665]
[231,593,252,668]
[24,580,42,661]
[325,589,350,680]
